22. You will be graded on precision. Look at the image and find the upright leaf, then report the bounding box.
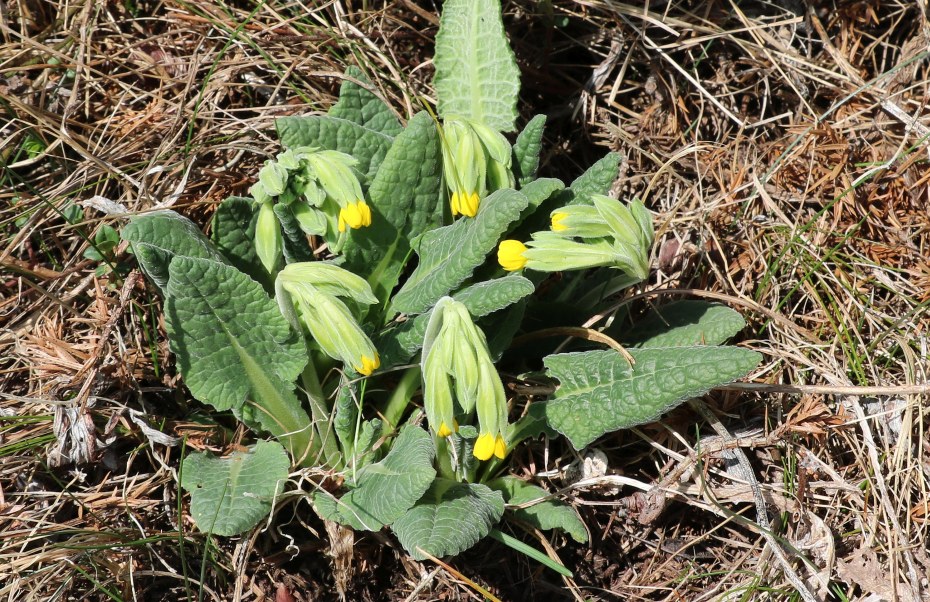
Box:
[561,152,621,206]
[513,114,546,186]
[180,440,289,536]
[544,347,762,449]
[434,0,520,131]
[165,256,314,461]
[391,479,504,560]
[342,111,444,302]
[122,211,228,294]
[314,425,435,531]
[273,203,315,263]
[330,66,403,137]
[211,197,266,286]
[390,188,529,315]
[276,116,393,181]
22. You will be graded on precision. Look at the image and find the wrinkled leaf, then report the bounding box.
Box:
[390,188,528,315]
[490,476,588,543]
[434,0,520,132]
[122,210,228,294]
[165,256,313,460]
[343,111,444,303]
[211,196,266,286]
[513,114,546,186]
[620,300,747,348]
[273,203,315,263]
[330,66,403,136]
[180,440,289,536]
[276,115,393,181]
[392,479,504,560]
[316,425,435,531]
[544,347,762,449]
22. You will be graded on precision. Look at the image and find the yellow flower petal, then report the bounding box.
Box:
[497,240,528,271]
[473,432,496,461]
[551,211,568,232]
[437,420,458,438]
[338,201,372,231]
[355,353,380,376]
[450,191,461,216]
[493,434,507,459]
[459,191,480,217]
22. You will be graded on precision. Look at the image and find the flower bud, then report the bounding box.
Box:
[276,263,380,375]
[420,297,509,459]
[258,161,289,197]
[255,201,282,273]
[441,118,513,218]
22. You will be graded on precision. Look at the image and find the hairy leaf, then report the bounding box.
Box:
[621,300,747,348]
[316,425,435,531]
[390,188,528,315]
[342,111,444,303]
[180,440,289,536]
[544,347,762,448]
[211,197,266,286]
[330,66,403,136]
[392,479,504,560]
[165,256,313,460]
[276,115,393,180]
[513,114,546,186]
[490,476,588,543]
[434,0,520,131]
[122,210,228,294]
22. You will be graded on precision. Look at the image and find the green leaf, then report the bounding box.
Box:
[562,152,621,206]
[513,114,546,186]
[276,116,393,180]
[343,111,444,302]
[434,0,520,131]
[490,476,588,543]
[544,347,763,449]
[180,440,289,536]
[122,210,229,294]
[165,256,314,461]
[330,66,403,137]
[211,196,267,285]
[391,479,504,560]
[621,301,748,348]
[390,188,529,315]
[378,274,535,367]
[272,203,315,263]
[316,425,435,531]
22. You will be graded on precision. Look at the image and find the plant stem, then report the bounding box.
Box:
[301,361,342,470]
[381,366,420,430]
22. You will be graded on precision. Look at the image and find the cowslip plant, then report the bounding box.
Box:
[122,0,761,566]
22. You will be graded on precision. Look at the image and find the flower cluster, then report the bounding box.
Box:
[440,118,514,218]
[497,194,654,279]
[421,297,509,461]
[252,147,372,272]
[276,262,380,376]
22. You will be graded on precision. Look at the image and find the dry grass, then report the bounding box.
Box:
[2,0,930,600]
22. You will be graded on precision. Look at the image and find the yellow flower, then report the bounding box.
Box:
[338,200,372,232]
[551,211,568,232]
[473,432,507,461]
[497,240,528,271]
[355,353,380,376]
[453,191,480,217]
[436,420,458,438]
